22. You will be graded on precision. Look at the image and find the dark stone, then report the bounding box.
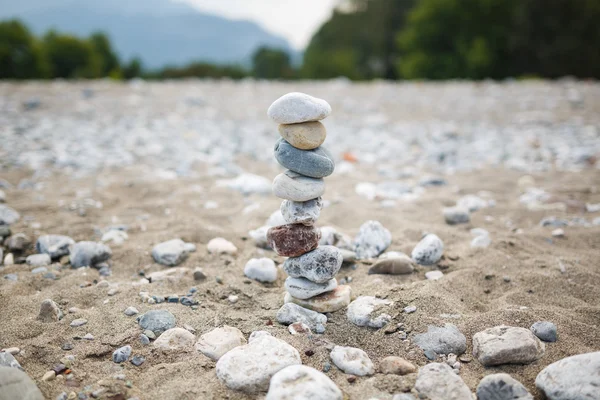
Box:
[267,224,320,257]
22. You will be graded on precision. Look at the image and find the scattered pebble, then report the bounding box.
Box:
[330,346,375,376]
[0,204,20,225]
[153,328,195,352]
[353,220,392,259]
[196,326,247,361]
[69,241,111,268]
[425,270,444,280]
[535,351,600,400]
[4,233,31,252]
[70,319,87,327]
[244,258,278,283]
[414,363,471,400]
[151,239,195,266]
[124,307,139,316]
[414,324,467,356]
[130,355,145,367]
[347,296,393,328]
[276,303,327,332]
[404,305,417,314]
[112,345,132,363]
[137,310,176,334]
[368,255,414,275]
[443,206,470,225]
[215,331,301,392]
[266,365,342,400]
[412,234,444,265]
[207,237,237,255]
[36,235,75,259]
[379,357,416,375]
[471,228,492,248]
[477,373,533,400]
[473,325,545,366]
[530,321,558,342]
[37,299,63,322]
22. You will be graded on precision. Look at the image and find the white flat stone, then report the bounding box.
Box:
[196,326,246,361]
[330,345,375,376]
[268,92,331,124]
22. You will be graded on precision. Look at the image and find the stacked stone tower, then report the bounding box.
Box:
[267,93,350,315]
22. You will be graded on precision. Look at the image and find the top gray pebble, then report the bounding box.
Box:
[268,92,331,124]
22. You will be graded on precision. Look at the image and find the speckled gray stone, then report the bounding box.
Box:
[347,296,393,328]
[411,234,444,265]
[283,246,343,284]
[473,325,545,366]
[354,220,392,259]
[530,321,557,342]
[415,362,471,400]
[281,197,322,226]
[477,373,533,400]
[0,205,20,225]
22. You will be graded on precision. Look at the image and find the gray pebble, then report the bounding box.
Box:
[36,235,75,259]
[130,355,145,366]
[3,274,17,281]
[37,299,63,322]
[530,321,557,342]
[281,197,322,226]
[0,225,11,238]
[31,266,48,274]
[26,254,51,267]
[139,334,150,345]
[273,170,325,202]
[411,234,444,265]
[0,204,20,225]
[414,323,467,355]
[112,345,132,363]
[274,139,335,178]
[151,238,195,266]
[137,310,176,334]
[276,303,327,332]
[4,233,30,252]
[443,206,470,225]
[477,373,533,400]
[353,220,392,259]
[70,241,112,268]
[124,307,139,316]
[285,277,337,300]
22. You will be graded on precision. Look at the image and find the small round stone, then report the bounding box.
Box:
[354,220,392,259]
[267,224,321,257]
[379,357,416,375]
[37,299,63,322]
[274,139,335,178]
[151,239,194,266]
[530,321,557,342]
[112,345,132,363]
[278,122,327,150]
[411,234,444,265]
[268,92,331,124]
[283,246,343,283]
[443,207,470,225]
[266,365,342,400]
[124,307,139,316]
[330,346,375,376]
[69,241,111,268]
[477,373,533,400]
[137,310,176,334]
[244,258,278,283]
[273,171,325,202]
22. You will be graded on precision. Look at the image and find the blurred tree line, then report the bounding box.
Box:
[2,0,599,81]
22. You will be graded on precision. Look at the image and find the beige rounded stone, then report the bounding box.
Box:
[278,122,326,150]
[379,356,416,375]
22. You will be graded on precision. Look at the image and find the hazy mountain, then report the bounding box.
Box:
[0,0,294,68]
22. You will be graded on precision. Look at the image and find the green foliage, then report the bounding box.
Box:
[43,31,102,78]
[302,0,416,80]
[252,47,295,79]
[157,62,248,80]
[0,19,48,79]
[122,57,143,80]
[89,32,120,76]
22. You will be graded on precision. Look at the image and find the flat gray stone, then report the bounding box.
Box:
[137,310,176,334]
[274,139,335,178]
[284,277,337,300]
[347,296,393,328]
[273,170,325,202]
[0,366,44,400]
[477,373,533,400]
[535,351,600,400]
[415,362,471,400]
[69,241,111,268]
[283,246,343,283]
[26,254,50,267]
[268,92,331,124]
[112,345,132,363]
[473,325,545,366]
[413,324,467,355]
[36,235,75,259]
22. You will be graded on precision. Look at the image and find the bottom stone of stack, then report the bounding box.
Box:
[284,285,351,313]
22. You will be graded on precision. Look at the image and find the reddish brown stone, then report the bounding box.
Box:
[267,224,321,257]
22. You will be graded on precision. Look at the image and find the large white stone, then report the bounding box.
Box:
[266,365,342,400]
[268,92,331,124]
[473,325,545,366]
[330,345,375,376]
[153,327,195,352]
[347,296,393,328]
[535,351,600,400]
[196,326,246,361]
[216,331,301,393]
[415,363,472,400]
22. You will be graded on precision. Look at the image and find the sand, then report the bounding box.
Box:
[0,81,599,399]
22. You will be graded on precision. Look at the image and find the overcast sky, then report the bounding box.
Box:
[184,0,339,49]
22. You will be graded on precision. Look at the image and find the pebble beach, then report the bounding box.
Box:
[1,79,599,399]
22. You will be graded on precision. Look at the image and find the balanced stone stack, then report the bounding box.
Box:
[267,93,350,314]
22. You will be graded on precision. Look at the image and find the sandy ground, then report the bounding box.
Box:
[0,81,599,400]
